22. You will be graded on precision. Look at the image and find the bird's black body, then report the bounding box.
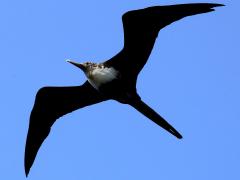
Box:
[24,3,223,176]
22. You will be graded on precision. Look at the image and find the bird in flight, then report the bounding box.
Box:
[25,3,223,176]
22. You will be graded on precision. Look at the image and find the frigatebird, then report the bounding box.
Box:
[25,3,223,176]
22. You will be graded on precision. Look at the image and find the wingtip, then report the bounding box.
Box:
[209,3,225,13]
[24,156,31,177]
[210,3,225,10]
[215,3,225,7]
[24,143,32,177]
[194,3,225,7]
[25,166,30,177]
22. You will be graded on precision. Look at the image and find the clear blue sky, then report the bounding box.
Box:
[1,0,239,179]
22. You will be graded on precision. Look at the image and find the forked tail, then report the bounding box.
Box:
[130,99,182,139]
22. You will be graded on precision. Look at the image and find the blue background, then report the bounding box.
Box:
[1,0,239,179]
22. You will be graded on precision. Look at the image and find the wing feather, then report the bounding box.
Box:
[105,3,224,82]
[24,81,107,176]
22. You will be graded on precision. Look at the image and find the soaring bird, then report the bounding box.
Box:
[25,3,223,176]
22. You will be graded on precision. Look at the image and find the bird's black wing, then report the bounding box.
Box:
[105,3,223,83]
[24,81,107,176]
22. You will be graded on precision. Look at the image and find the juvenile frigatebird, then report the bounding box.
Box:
[25,3,223,176]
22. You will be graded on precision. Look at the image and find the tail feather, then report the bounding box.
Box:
[130,99,182,139]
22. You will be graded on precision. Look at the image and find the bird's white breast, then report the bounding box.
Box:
[87,67,118,89]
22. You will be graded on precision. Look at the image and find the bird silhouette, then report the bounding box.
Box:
[24,3,224,176]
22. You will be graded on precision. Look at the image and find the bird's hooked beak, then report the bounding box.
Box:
[66,60,86,71]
